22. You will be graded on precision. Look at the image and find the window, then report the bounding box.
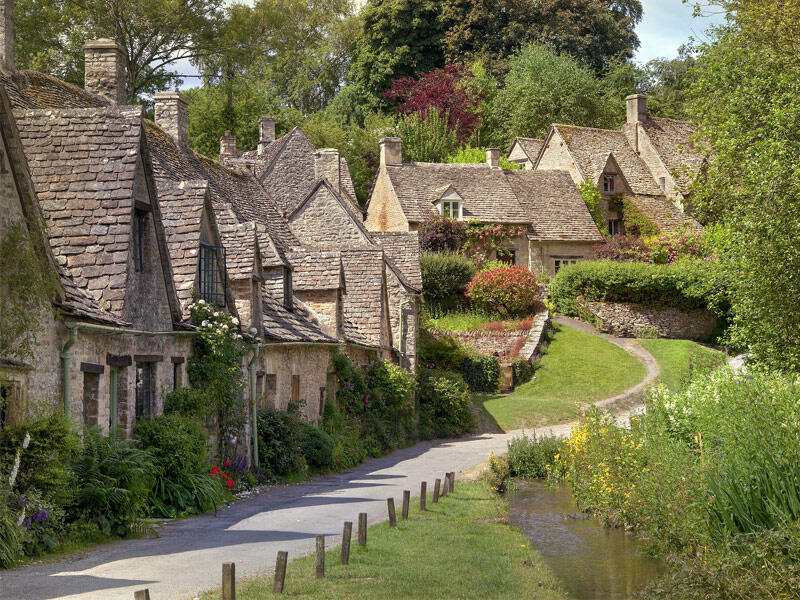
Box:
[199,242,226,306]
[135,363,155,421]
[608,220,623,236]
[440,200,461,219]
[0,383,17,431]
[82,372,100,427]
[258,374,276,410]
[172,361,183,390]
[658,177,666,192]
[134,209,147,272]
[498,250,516,265]
[291,374,300,406]
[554,259,579,273]
[602,175,615,193]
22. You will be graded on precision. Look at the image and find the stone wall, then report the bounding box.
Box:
[289,184,367,247]
[365,168,409,232]
[587,301,717,341]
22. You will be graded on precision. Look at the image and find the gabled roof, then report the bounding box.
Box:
[289,178,375,244]
[550,124,664,196]
[384,162,530,223]
[254,222,290,269]
[340,248,388,348]
[509,137,544,163]
[261,285,338,343]
[372,231,423,291]
[504,170,603,242]
[640,117,705,194]
[286,249,344,291]
[634,194,702,232]
[219,222,259,281]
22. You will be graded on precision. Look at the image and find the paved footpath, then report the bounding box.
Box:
[0,322,655,600]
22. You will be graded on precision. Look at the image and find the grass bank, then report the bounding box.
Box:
[638,338,726,391]
[199,481,565,600]
[475,323,646,431]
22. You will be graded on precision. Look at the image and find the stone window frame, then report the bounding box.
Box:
[199,241,227,307]
[135,362,156,421]
[608,219,623,236]
[602,174,616,194]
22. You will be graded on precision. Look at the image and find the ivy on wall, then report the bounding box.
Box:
[608,195,659,238]
[578,182,607,235]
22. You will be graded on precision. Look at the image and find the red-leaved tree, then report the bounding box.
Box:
[466,266,540,317]
[384,64,483,142]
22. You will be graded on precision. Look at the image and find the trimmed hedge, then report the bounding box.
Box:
[458,355,501,392]
[549,259,728,316]
[420,251,477,314]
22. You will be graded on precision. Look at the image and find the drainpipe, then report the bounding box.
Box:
[109,366,118,436]
[248,342,261,468]
[61,324,78,419]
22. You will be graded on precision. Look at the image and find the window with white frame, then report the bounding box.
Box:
[440,200,461,219]
[602,175,615,193]
[554,258,580,273]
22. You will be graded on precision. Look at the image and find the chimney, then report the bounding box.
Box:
[258,116,275,154]
[219,130,236,157]
[315,148,341,193]
[0,0,13,70]
[84,38,126,105]
[626,94,647,124]
[486,148,500,169]
[379,137,402,167]
[153,91,188,147]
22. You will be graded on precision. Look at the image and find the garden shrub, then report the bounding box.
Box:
[592,234,650,262]
[298,421,334,471]
[417,329,471,371]
[163,386,207,417]
[417,368,475,439]
[457,355,500,393]
[466,265,539,317]
[462,222,527,265]
[256,407,306,478]
[321,402,366,471]
[420,251,477,314]
[419,214,467,252]
[510,358,536,387]
[484,451,513,494]
[507,432,562,479]
[647,227,713,265]
[134,414,223,518]
[0,502,23,568]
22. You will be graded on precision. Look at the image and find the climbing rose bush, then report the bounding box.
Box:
[647,229,717,265]
[466,266,539,317]
[462,222,526,265]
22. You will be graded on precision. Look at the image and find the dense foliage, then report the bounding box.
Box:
[420,252,477,314]
[462,222,526,265]
[419,215,467,252]
[466,265,540,317]
[592,234,650,262]
[578,182,606,233]
[457,355,500,393]
[417,367,475,439]
[507,432,562,479]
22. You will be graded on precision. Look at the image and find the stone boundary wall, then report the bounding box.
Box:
[587,301,717,341]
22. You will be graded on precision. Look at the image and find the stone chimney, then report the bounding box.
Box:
[486,148,500,169]
[626,94,647,124]
[258,116,275,154]
[315,148,341,193]
[219,130,236,157]
[379,137,402,167]
[154,91,188,147]
[0,0,14,70]
[84,39,126,105]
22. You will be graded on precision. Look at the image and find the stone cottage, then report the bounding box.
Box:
[531,94,703,235]
[365,138,603,275]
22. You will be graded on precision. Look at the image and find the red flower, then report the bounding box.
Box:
[210,466,220,476]
[224,460,231,467]
[225,479,235,488]
[221,474,228,479]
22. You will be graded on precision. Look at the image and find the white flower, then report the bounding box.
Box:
[201,320,209,327]
[213,311,220,317]
[232,317,239,326]
[198,299,206,305]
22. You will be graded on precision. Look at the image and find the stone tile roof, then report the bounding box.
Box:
[13,106,145,318]
[372,231,423,290]
[254,222,289,269]
[640,117,705,194]
[286,249,343,291]
[157,179,211,308]
[261,285,338,343]
[384,162,530,223]
[1,70,106,109]
[250,127,317,215]
[633,194,702,231]
[340,249,386,348]
[218,222,258,281]
[504,170,603,242]
[553,124,664,197]
[510,137,544,162]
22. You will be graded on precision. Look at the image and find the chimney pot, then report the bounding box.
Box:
[1,0,14,70]
[84,38,126,105]
[315,148,341,193]
[626,94,647,124]
[219,130,237,157]
[258,116,276,154]
[153,91,188,147]
[486,148,500,169]
[379,137,402,167]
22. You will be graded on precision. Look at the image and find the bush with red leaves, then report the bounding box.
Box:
[467,266,540,317]
[419,214,467,252]
[593,235,650,262]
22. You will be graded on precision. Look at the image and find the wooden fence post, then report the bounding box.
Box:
[441,474,449,497]
[448,472,455,492]
[133,591,150,600]
[358,512,367,546]
[420,481,427,511]
[273,551,288,594]
[341,521,352,565]
[387,498,397,527]
[402,490,410,519]
[222,562,235,600]
[315,535,325,578]
[433,478,441,503]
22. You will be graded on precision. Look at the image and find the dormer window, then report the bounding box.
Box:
[440,200,461,218]
[602,175,615,193]
[199,242,226,306]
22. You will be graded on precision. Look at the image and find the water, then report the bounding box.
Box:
[510,480,664,600]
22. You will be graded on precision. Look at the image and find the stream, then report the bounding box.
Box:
[510,480,664,600]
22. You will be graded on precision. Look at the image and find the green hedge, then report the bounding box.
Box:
[458,355,500,392]
[420,251,477,314]
[549,259,728,317]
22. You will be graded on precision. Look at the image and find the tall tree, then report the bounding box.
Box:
[689,0,800,371]
[349,0,447,110]
[441,0,642,73]
[15,0,223,102]
[641,47,697,120]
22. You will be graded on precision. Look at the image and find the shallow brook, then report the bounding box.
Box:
[510,480,664,600]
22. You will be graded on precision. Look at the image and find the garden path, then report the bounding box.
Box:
[0,321,654,600]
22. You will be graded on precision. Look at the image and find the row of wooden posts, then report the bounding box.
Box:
[132,472,456,600]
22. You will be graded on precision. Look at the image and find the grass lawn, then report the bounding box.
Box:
[475,323,647,431]
[199,482,566,600]
[638,338,726,391]
[425,311,534,332]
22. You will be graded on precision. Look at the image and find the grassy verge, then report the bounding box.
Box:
[638,339,726,391]
[199,482,565,600]
[475,323,647,431]
[425,311,534,332]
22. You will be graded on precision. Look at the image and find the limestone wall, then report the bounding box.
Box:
[587,301,717,340]
[365,169,409,232]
